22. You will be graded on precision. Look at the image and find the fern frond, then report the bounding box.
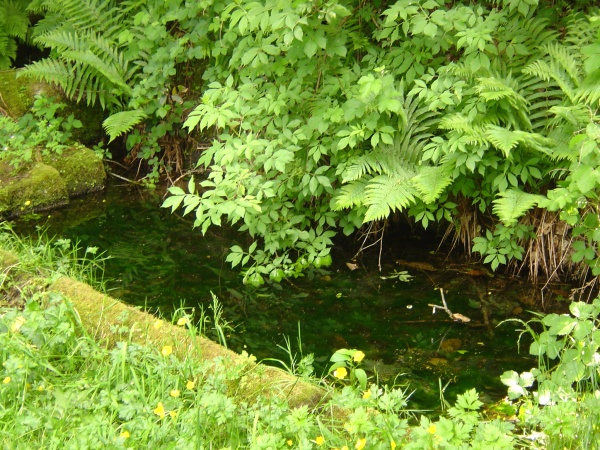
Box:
[16,57,72,87]
[363,171,416,222]
[520,75,564,131]
[341,152,385,183]
[484,125,521,156]
[31,0,126,41]
[62,49,131,94]
[103,109,148,142]
[439,113,471,131]
[549,104,590,127]
[1,0,29,40]
[545,43,582,87]
[332,180,367,210]
[492,189,546,226]
[484,125,554,157]
[411,165,453,204]
[439,113,487,144]
[396,94,438,164]
[524,46,581,102]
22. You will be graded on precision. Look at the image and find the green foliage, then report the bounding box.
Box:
[472,224,534,271]
[0,0,31,68]
[0,95,82,169]
[329,348,368,391]
[500,298,600,449]
[20,0,210,183]
[165,0,600,279]
[21,0,600,279]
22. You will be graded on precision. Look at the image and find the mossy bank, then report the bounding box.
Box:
[0,146,106,218]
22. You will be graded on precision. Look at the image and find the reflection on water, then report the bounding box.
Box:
[15,182,537,409]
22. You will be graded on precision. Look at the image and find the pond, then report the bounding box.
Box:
[15,181,539,411]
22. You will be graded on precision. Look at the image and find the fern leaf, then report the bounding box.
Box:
[17,58,72,87]
[484,125,521,157]
[103,109,147,142]
[62,49,131,94]
[332,180,367,210]
[341,153,384,183]
[1,0,29,40]
[363,173,416,222]
[492,189,545,226]
[549,104,589,127]
[411,165,453,204]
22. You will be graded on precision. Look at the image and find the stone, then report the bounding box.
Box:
[0,162,69,217]
[43,146,106,196]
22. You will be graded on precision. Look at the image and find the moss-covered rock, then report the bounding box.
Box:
[43,146,106,196]
[50,276,327,408]
[0,69,105,145]
[0,70,62,118]
[0,162,69,217]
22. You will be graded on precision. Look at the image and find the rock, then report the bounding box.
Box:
[43,146,106,196]
[0,162,69,217]
[439,338,462,353]
[0,70,62,118]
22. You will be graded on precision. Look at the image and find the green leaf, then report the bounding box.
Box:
[303,39,318,58]
[103,110,148,143]
[354,368,367,390]
[492,189,545,226]
[161,195,184,212]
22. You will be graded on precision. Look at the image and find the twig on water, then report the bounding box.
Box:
[428,288,471,323]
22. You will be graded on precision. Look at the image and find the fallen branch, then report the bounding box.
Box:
[108,171,144,185]
[428,288,471,323]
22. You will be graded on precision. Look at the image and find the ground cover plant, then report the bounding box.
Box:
[0,95,83,170]
[1,229,600,449]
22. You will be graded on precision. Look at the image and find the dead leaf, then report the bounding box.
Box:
[451,313,471,323]
[346,262,359,271]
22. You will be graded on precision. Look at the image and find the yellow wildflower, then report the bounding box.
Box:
[427,424,436,434]
[342,447,349,450]
[24,200,31,206]
[11,316,26,333]
[315,436,325,446]
[120,430,130,439]
[355,438,366,450]
[391,440,396,450]
[169,410,177,418]
[177,317,188,326]
[161,345,172,356]
[353,351,365,363]
[153,320,163,329]
[186,380,195,390]
[333,367,348,379]
[154,402,166,418]
[37,385,44,392]
[287,440,293,446]
[2,377,10,384]
[362,390,371,400]
[344,423,354,433]
[170,389,180,397]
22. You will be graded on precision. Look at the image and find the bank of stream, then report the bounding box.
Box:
[14,181,547,411]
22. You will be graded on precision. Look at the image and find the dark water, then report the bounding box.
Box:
[15,182,538,410]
